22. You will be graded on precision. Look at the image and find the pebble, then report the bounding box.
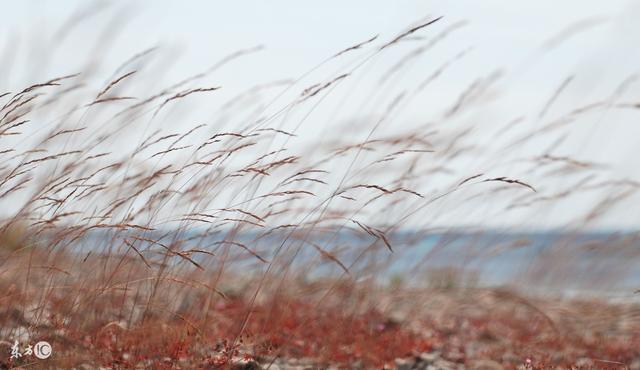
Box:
[468,359,504,370]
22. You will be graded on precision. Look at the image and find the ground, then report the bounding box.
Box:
[1,262,639,370]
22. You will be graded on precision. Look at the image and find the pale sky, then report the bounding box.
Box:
[3,1,638,92]
[2,1,640,229]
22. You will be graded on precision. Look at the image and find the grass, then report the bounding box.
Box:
[1,9,640,369]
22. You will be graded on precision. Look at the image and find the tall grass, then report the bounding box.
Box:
[1,9,639,369]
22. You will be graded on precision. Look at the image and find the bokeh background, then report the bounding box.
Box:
[2,1,640,229]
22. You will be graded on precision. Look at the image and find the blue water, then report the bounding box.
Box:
[63,228,640,296]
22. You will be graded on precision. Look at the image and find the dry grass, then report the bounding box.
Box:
[1,9,639,369]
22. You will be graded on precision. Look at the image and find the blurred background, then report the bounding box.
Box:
[3,1,640,228]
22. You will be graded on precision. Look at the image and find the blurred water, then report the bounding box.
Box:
[67,228,640,297]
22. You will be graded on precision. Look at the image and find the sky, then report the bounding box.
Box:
[3,1,638,91]
[2,1,640,229]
